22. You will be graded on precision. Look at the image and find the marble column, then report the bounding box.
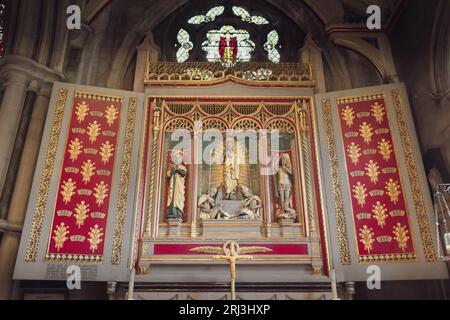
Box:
[0,72,29,196]
[0,86,51,300]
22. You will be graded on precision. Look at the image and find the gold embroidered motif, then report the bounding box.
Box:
[372,201,388,228]
[105,105,119,127]
[88,224,104,253]
[60,178,76,204]
[359,122,373,144]
[371,102,385,124]
[347,142,362,165]
[359,225,375,254]
[99,141,114,165]
[87,121,101,143]
[341,105,355,127]
[393,223,410,252]
[74,201,89,228]
[365,160,380,184]
[75,101,89,123]
[81,160,96,184]
[94,181,109,206]
[68,138,83,162]
[385,178,401,204]
[52,223,69,252]
[353,182,367,207]
[378,138,393,161]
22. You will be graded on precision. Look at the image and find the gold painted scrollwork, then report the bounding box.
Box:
[111,97,138,264]
[25,88,69,262]
[391,90,436,262]
[322,98,352,265]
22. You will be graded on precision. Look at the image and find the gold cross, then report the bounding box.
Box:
[190,240,272,300]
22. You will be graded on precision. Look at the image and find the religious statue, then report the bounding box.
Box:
[237,186,262,219]
[276,153,297,220]
[223,143,238,200]
[198,187,231,220]
[166,150,187,221]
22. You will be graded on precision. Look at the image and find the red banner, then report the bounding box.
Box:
[46,92,123,262]
[337,96,415,262]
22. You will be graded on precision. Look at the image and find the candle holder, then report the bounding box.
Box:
[433,183,450,260]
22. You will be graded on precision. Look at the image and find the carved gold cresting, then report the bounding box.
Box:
[391,90,436,262]
[145,60,314,88]
[322,98,352,265]
[25,88,68,262]
[111,97,138,264]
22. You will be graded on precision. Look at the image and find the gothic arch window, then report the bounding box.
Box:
[153,0,305,65]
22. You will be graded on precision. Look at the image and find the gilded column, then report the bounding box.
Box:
[0,71,29,196]
[0,85,51,300]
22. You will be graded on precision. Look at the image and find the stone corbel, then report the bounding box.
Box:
[69,23,92,49]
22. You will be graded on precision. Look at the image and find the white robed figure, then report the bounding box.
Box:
[167,150,187,221]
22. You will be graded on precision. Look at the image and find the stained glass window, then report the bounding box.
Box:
[201,25,256,68]
[188,6,224,24]
[232,6,269,25]
[264,30,281,63]
[176,29,193,63]
[177,6,281,65]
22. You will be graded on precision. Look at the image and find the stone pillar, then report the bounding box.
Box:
[0,86,37,219]
[0,72,29,196]
[133,33,159,92]
[0,86,51,300]
[299,34,327,93]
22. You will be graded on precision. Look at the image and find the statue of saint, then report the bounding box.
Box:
[223,143,238,200]
[198,187,230,220]
[166,150,187,221]
[237,186,262,220]
[276,154,297,220]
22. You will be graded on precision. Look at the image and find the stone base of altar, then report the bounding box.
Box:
[200,219,263,239]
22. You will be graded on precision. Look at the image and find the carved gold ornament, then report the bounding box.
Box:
[371,102,385,124]
[105,105,119,127]
[87,121,101,143]
[347,142,362,165]
[68,138,83,162]
[378,138,393,161]
[372,201,388,228]
[359,225,375,254]
[99,141,114,164]
[323,99,351,264]
[111,97,137,265]
[393,223,410,252]
[385,178,401,204]
[353,182,368,207]
[88,224,104,253]
[74,201,89,228]
[365,160,380,184]
[94,181,109,206]
[60,178,76,204]
[25,88,68,262]
[81,160,96,184]
[75,101,89,123]
[341,105,355,127]
[392,90,435,261]
[359,122,374,144]
[52,222,69,252]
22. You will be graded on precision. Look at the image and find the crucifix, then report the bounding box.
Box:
[190,240,272,300]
